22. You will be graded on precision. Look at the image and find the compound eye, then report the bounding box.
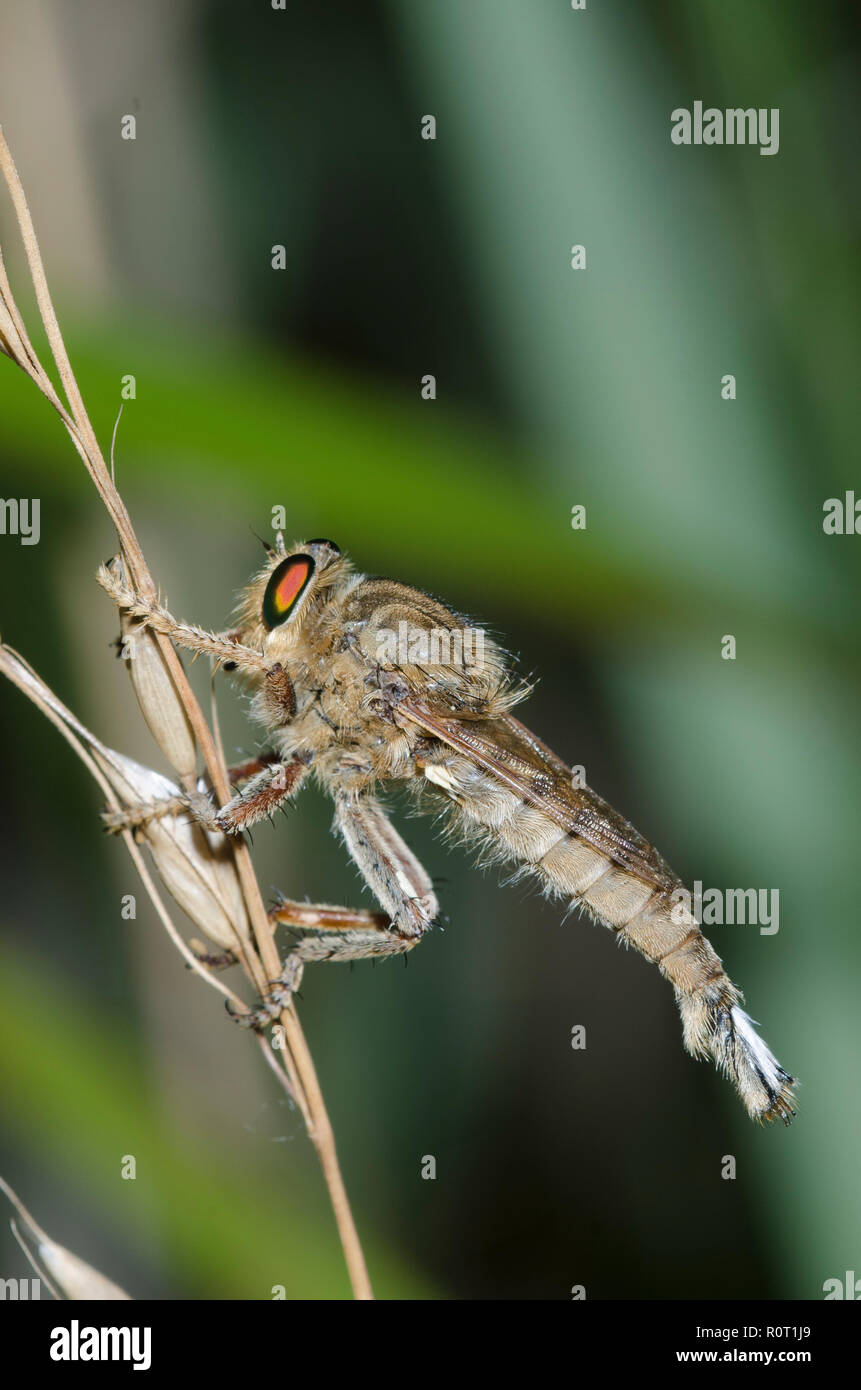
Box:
[262,554,315,629]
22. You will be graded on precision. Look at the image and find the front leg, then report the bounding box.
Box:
[98,561,268,676]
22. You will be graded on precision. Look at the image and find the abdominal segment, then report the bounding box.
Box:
[421,752,795,1124]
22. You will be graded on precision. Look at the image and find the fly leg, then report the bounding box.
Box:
[216,757,309,834]
[102,754,306,835]
[102,791,215,834]
[230,901,395,1028]
[334,794,439,936]
[98,559,269,677]
[233,796,439,1027]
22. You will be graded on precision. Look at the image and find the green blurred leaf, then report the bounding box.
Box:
[0,947,435,1299]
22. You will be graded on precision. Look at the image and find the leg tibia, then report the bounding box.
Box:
[334,794,439,937]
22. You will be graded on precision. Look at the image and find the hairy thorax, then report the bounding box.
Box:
[254,576,510,799]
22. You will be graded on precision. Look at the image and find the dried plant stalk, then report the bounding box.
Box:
[1,1175,131,1301]
[0,124,372,1299]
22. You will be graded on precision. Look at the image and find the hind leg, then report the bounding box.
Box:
[233,797,439,1027]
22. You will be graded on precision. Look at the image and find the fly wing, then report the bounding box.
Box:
[396,699,676,890]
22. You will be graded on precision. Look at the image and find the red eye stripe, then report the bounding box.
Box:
[262,554,315,629]
[275,560,310,610]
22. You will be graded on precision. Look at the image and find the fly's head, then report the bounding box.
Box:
[233,537,352,670]
[228,537,356,736]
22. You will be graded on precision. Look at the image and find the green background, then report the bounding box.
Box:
[0,0,858,1299]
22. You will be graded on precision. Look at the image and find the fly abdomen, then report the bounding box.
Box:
[545,834,796,1124]
[536,830,733,1014]
[543,833,795,1124]
[424,754,795,1125]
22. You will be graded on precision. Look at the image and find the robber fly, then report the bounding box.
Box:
[100,536,796,1124]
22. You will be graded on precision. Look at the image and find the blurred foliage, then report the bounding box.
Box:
[0,951,432,1299]
[0,0,859,1299]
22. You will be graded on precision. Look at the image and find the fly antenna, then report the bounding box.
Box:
[249,525,273,555]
